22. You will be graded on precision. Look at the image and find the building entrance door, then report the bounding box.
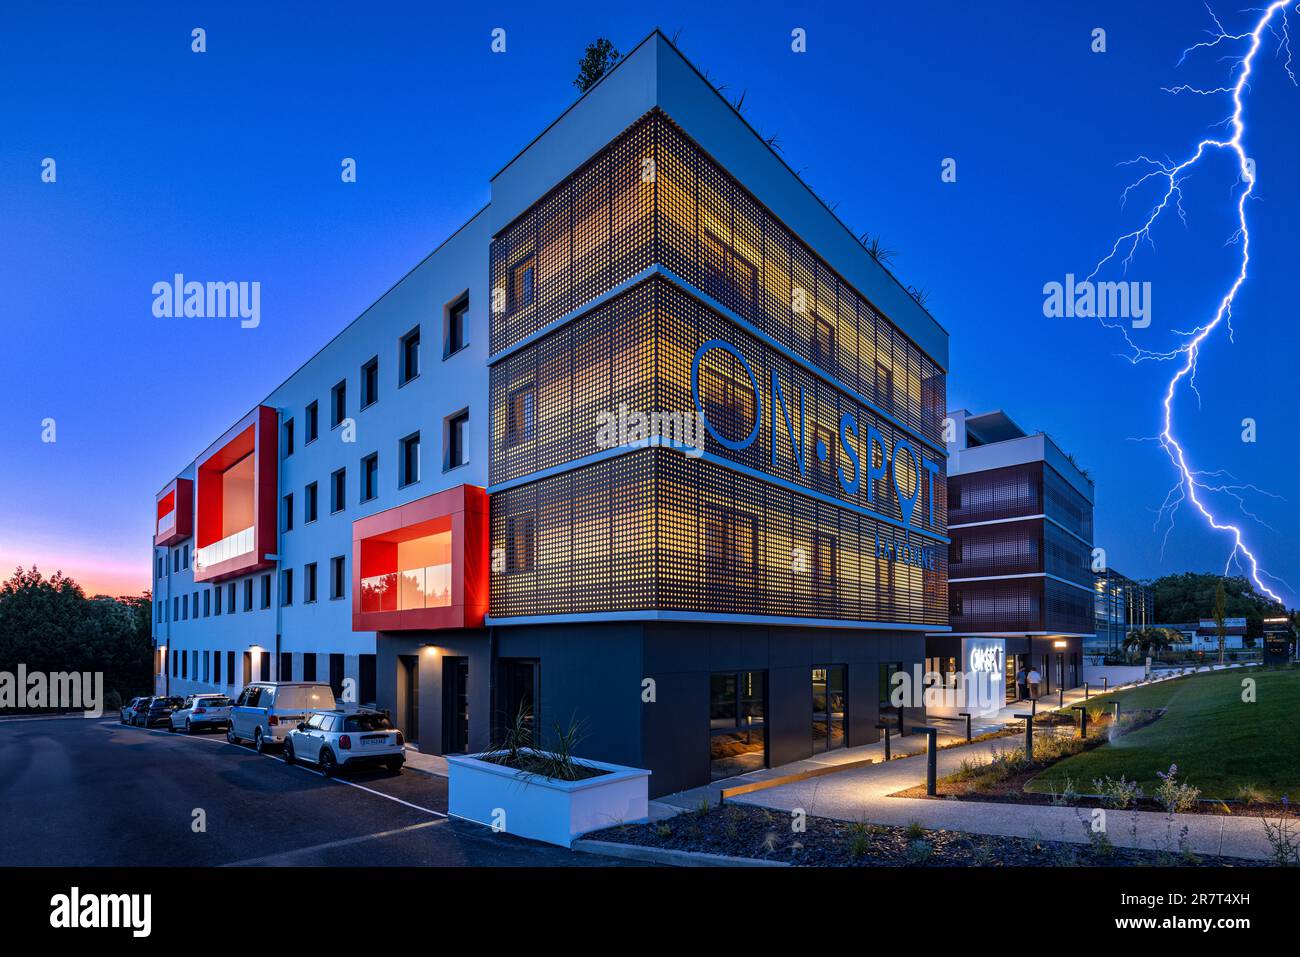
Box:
[496,658,540,743]
[1055,653,1065,692]
[442,656,469,754]
[398,654,419,745]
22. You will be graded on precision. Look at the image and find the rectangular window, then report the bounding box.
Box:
[259,652,270,682]
[709,670,767,781]
[282,493,294,533]
[361,356,379,408]
[283,417,295,457]
[400,432,420,487]
[172,650,178,677]
[213,649,222,684]
[243,578,253,612]
[699,364,757,444]
[304,482,318,523]
[227,582,236,614]
[281,568,294,607]
[506,384,534,445]
[506,511,535,573]
[304,562,318,603]
[227,651,235,685]
[703,507,758,578]
[331,380,346,428]
[302,653,317,682]
[329,654,346,698]
[203,590,211,617]
[173,550,180,572]
[361,453,378,502]
[445,409,469,470]
[813,532,837,607]
[400,326,420,385]
[445,294,469,357]
[182,595,188,621]
[331,468,346,513]
[507,254,535,313]
[182,650,188,679]
[261,573,272,609]
[203,651,210,683]
[330,555,345,600]
[359,654,376,705]
[305,400,319,443]
[214,588,222,616]
[813,314,836,371]
[173,596,179,620]
[183,545,190,569]
[280,652,293,682]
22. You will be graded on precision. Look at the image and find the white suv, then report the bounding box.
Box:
[283,709,405,775]
[169,693,232,734]
[227,682,336,753]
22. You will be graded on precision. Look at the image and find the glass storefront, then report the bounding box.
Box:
[709,670,767,780]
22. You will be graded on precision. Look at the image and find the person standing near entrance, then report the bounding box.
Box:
[1015,665,1028,701]
[1027,666,1042,699]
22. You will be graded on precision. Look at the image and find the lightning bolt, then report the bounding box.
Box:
[1087,1,1295,605]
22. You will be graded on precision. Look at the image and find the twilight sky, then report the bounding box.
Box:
[1,1,1296,602]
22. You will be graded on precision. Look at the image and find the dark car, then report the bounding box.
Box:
[120,696,146,723]
[128,697,153,726]
[142,696,184,728]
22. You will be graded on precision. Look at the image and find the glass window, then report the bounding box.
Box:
[445,410,469,470]
[304,562,317,603]
[305,400,319,443]
[361,453,378,502]
[506,512,534,573]
[709,670,767,781]
[330,555,345,600]
[281,568,293,607]
[446,294,469,356]
[331,380,346,428]
[400,432,420,487]
[361,356,379,408]
[305,482,318,523]
[400,326,420,384]
[506,385,534,446]
[282,493,294,533]
[331,468,346,513]
[283,418,295,457]
[507,254,535,312]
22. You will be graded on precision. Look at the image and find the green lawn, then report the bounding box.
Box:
[1026,665,1300,802]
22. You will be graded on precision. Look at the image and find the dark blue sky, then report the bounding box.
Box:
[2,1,1296,600]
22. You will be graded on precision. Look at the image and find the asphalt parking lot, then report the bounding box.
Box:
[0,715,627,867]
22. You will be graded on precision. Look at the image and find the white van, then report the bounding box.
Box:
[227,682,337,753]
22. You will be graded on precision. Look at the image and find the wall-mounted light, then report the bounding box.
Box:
[1053,640,1067,648]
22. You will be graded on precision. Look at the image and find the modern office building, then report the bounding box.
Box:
[151,31,951,796]
[925,409,1094,708]
[1091,567,1154,655]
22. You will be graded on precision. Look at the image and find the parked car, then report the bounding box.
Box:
[142,696,184,728]
[283,708,405,775]
[227,682,337,753]
[127,697,154,726]
[120,696,147,724]
[169,693,233,734]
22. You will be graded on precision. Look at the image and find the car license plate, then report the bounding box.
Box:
[363,737,386,748]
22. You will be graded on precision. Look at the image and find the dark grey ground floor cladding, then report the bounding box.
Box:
[377,621,928,797]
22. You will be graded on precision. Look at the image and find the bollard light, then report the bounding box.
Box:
[1014,712,1034,760]
[958,711,972,743]
[1072,704,1088,739]
[1103,676,1109,693]
[875,721,893,761]
[912,725,940,796]
[1085,681,1090,700]
[1058,687,1064,709]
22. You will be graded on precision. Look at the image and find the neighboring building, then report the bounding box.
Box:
[1091,567,1153,655]
[926,409,1094,709]
[151,31,952,796]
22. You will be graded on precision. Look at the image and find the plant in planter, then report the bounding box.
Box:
[446,703,651,848]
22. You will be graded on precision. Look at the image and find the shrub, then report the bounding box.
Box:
[1154,764,1201,815]
[904,820,924,840]
[904,839,933,865]
[1094,775,1144,810]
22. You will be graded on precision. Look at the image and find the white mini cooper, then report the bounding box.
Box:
[282,708,405,775]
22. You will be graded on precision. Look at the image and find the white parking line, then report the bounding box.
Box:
[219,819,447,866]
[117,721,448,818]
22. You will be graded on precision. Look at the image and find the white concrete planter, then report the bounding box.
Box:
[446,749,651,848]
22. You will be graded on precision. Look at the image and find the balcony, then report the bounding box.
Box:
[352,485,488,632]
[154,477,193,547]
[194,526,254,574]
[193,406,278,583]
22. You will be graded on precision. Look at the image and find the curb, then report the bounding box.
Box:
[572,839,790,867]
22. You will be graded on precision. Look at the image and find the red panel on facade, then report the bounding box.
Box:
[154,477,193,547]
[193,406,278,583]
[351,485,489,632]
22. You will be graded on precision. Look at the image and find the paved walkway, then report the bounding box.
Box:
[654,664,1279,861]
